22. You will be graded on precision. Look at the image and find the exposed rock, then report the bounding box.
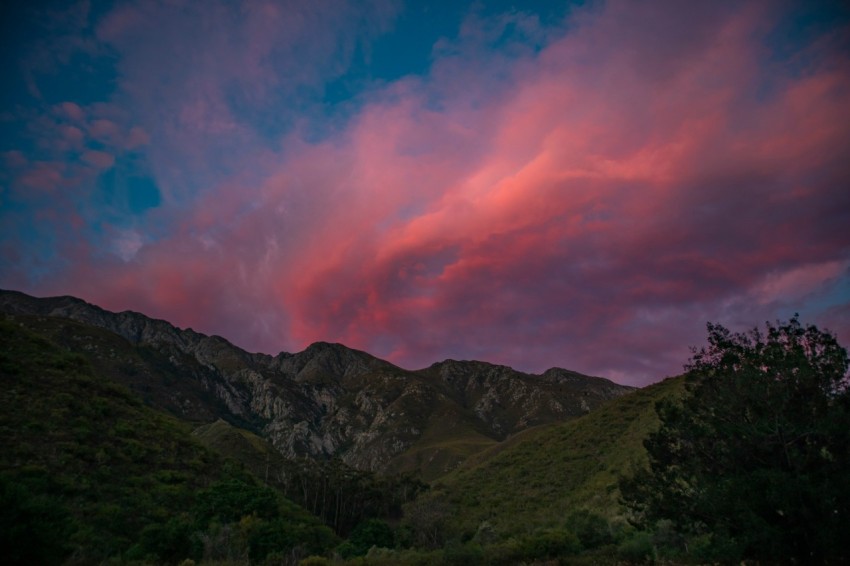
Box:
[0,289,634,476]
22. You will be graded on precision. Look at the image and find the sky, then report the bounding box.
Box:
[1,0,849,386]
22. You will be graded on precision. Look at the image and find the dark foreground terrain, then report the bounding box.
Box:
[2,290,847,564]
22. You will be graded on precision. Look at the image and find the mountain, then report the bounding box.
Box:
[423,376,686,539]
[0,289,632,479]
[0,317,336,564]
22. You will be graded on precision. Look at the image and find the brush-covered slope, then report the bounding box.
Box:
[0,318,335,564]
[193,418,283,480]
[191,419,428,537]
[420,376,686,539]
[1,289,633,478]
[1,311,257,428]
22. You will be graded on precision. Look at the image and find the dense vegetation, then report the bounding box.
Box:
[2,311,847,564]
[194,420,427,535]
[621,317,850,563]
[386,377,683,558]
[0,319,335,564]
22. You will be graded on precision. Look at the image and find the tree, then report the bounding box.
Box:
[337,518,395,558]
[0,475,73,565]
[621,316,850,563]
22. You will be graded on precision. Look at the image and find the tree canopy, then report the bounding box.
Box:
[621,316,850,563]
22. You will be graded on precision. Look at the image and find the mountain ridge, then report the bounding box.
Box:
[0,288,633,478]
[0,289,624,384]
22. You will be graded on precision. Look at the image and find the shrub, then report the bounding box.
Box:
[341,518,395,556]
[519,528,581,560]
[617,531,654,563]
[566,510,614,549]
[442,540,484,565]
[0,475,74,565]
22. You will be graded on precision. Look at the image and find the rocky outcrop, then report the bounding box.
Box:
[0,289,634,475]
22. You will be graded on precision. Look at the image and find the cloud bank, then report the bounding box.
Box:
[2,0,849,385]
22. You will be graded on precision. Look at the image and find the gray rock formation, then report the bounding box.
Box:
[0,289,633,475]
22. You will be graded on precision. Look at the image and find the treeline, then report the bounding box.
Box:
[273,457,426,536]
[125,473,337,564]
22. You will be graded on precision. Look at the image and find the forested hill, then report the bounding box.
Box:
[0,318,336,564]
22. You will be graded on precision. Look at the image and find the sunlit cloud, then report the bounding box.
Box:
[2,0,848,386]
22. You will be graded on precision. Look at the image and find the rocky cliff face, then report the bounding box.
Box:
[0,289,633,476]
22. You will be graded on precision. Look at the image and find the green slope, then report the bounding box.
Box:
[423,376,686,539]
[3,312,256,428]
[193,418,284,482]
[192,417,428,539]
[388,415,499,482]
[0,318,334,564]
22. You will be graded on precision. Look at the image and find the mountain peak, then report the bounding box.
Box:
[303,341,359,355]
[1,288,634,476]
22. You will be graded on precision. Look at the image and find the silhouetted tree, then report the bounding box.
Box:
[621,316,850,563]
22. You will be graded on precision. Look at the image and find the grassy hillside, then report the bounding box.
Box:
[0,318,335,564]
[387,412,499,482]
[423,376,686,539]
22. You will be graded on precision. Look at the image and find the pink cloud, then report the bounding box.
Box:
[81,149,115,170]
[11,1,849,386]
[59,125,85,150]
[17,162,65,192]
[90,0,401,205]
[59,101,85,123]
[264,1,849,381]
[125,126,150,148]
[87,119,122,143]
[754,261,848,306]
[3,151,28,169]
